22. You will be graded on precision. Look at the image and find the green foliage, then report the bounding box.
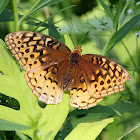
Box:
[0,0,140,139]
[65,117,114,140]
[0,119,29,131]
[0,0,10,14]
[0,39,70,139]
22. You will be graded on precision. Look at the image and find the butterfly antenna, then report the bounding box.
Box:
[78,31,89,46]
[70,17,78,47]
[79,29,105,47]
[90,28,105,40]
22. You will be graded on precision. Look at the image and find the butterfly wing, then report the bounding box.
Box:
[25,58,70,104]
[70,54,131,109]
[5,31,71,72]
[69,60,103,109]
[5,31,71,104]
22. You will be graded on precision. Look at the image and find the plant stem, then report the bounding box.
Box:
[118,123,140,140]
[12,0,18,31]
[1,131,7,140]
[119,0,129,26]
[136,36,139,68]
[18,0,41,28]
[121,41,136,67]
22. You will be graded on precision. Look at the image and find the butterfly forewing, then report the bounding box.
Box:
[5,31,71,105]
[5,31,71,72]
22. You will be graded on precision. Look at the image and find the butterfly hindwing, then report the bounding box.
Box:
[25,57,71,104]
[69,61,103,109]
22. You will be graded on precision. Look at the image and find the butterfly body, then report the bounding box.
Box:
[5,31,131,109]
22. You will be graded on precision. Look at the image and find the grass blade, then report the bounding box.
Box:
[30,0,63,15]
[113,0,124,29]
[0,0,10,14]
[102,31,117,55]
[33,5,75,31]
[114,14,140,45]
[98,0,113,20]
[118,123,140,140]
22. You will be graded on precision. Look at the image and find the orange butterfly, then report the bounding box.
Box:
[5,31,131,109]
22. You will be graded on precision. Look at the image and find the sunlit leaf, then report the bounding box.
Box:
[0,38,70,139]
[65,117,114,140]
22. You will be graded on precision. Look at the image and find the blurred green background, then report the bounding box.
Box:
[0,0,140,139]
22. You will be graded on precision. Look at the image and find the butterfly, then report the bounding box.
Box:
[4,31,131,109]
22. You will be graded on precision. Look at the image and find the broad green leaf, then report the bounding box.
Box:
[0,38,70,139]
[0,119,29,131]
[114,14,140,45]
[0,0,10,14]
[69,105,117,117]
[98,0,113,20]
[70,113,112,128]
[65,117,114,140]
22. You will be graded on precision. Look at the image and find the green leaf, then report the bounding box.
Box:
[69,105,117,117]
[113,0,124,29]
[114,14,140,45]
[0,38,70,139]
[0,8,14,22]
[99,92,121,106]
[0,0,10,14]
[65,117,114,140]
[109,103,140,113]
[102,31,117,55]
[16,131,31,140]
[48,19,62,41]
[0,119,29,131]
[63,33,75,51]
[98,0,113,20]
[33,5,75,32]
[19,0,63,28]
[30,0,63,15]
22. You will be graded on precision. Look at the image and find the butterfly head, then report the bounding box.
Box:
[70,45,82,63]
[72,45,82,55]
